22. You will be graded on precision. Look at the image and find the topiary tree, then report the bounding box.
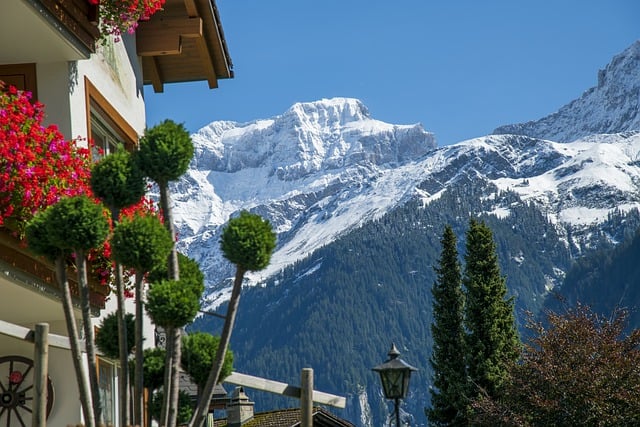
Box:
[90,145,146,218]
[182,332,233,390]
[190,211,276,427]
[26,195,110,427]
[136,119,194,427]
[91,145,146,427]
[46,195,109,426]
[96,312,135,360]
[111,213,173,425]
[145,253,205,330]
[146,278,202,329]
[25,208,95,427]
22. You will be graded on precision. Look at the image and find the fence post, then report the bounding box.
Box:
[33,323,49,427]
[301,368,313,427]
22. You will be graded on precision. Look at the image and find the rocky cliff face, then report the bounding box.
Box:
[493,41,640,142]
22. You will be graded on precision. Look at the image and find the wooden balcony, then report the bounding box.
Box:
[1,0,100,64]
[0,228,108,312]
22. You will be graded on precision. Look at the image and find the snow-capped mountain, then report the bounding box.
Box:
[171,41,640,311]
[174,40,640,427]
[493,40,640,142]
[171,97,436,306]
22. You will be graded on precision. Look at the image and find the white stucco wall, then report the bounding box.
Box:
[36,33,145,146]
[0,32,150,427]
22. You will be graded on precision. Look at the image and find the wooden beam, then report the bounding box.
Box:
[142,56,164,93]
[183,0,199,17]
[196,36,218,88]
[183,0,219,88]
[201,0,220,88]
[137,16,203,56]
[224,372,346,408]
[0,319,84,351]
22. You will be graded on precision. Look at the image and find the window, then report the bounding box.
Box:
[98,357,118,427]
[0,63,37,98]
[91,111,123,159]
[84,77,138,160]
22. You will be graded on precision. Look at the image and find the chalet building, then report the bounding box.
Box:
[0,1,232,426]
[212,387,355,427]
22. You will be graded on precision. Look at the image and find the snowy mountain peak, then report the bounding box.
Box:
[190,97,436,177]
[286,97,372,126]
[493,40,640,142]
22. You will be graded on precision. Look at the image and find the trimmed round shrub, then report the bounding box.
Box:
[136,120,194,185]
[45,195,109,251]
[90,145,146,212]
[182,332,233,388]
[111,214,173,272]
[220,210,276,272]
[96,312,135,359]
[146,278,201,328]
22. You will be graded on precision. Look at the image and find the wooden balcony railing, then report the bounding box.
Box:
[0,227,109,309]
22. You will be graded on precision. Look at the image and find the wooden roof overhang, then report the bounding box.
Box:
[136,0,234,93]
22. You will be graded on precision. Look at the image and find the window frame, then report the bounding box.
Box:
[84,77,138,158]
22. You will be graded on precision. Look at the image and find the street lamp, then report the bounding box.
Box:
[372,343,418,426]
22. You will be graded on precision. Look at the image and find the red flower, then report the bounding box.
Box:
[94,0,166,41]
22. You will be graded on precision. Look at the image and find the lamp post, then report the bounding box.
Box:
[372,343,418,426]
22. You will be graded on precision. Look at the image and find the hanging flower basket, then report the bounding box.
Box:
[88,0,166,40]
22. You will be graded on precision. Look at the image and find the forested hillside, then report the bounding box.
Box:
[188,176,640,426]
[546,208,640,328]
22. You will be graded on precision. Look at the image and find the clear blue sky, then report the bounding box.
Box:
[144,1,640,146]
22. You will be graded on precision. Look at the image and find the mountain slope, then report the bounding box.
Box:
[177,41,640,427]
[493,40,640,142]
[171,97,437,307]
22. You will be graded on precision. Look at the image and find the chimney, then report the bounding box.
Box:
[226,386,254,427]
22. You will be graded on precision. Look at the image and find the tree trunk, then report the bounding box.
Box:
[76,248,102,427]
[110,206,131,427]
[160,326,174,427]
[159,181,181,427]
[189,267,246,427]
[167,326,182,427]
[134,272,145,426]
[159,182,179,282]
[114,261,130,427]
[55,256,95,427]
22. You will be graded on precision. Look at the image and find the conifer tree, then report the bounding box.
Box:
[428,225,467,426]
[463,218,519,401]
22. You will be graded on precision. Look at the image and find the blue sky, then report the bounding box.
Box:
[144,1,640,146]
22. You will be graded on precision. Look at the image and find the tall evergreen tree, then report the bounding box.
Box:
[428,225,467,426]
[463,218,519,401]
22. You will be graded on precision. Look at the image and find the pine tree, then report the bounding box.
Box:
[428,225,467,426]
[463,218,519,401]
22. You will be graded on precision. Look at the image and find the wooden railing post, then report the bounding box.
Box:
[301,368,313,427]
[33,323,49,427]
